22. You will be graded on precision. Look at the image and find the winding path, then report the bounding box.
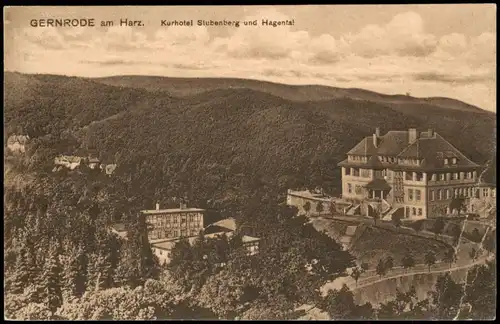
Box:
[350,255,491,291]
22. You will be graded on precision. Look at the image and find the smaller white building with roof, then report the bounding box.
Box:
[151,217,261,265]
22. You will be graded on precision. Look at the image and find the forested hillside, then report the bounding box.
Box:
[4,72,496,320]
[5,72,496,218]
[95,75,488,114]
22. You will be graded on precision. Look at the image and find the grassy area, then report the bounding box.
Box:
[311,218,352,242]
[406,218,489,243]
[349,226,453,269]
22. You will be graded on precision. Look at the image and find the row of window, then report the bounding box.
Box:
[349,155,460,167]
[405,172,424,181]
[149,214,202,223]
[430,187,476,201]
[346,169,474,182]
[405,206,423,217]
[348,155,368,162]
[431,172,473,181]
[481,188,496,198]
[150,229,199,239]
[150,222,203,229]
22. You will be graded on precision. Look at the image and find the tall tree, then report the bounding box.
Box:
[320,285,374,319]
[41,244,64,316]
[430,273,463,319]
[424,251,436,272]
[64,244,88,298]
[350,267,362,287]
[442,249,457,268]
[401,253,415,273]
[464,260,496,319]
[483,233,495,256]
[385,256,394,273]
[376,259,386,279]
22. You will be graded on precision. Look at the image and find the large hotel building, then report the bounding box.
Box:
[141,202,205,241]
[338,128,484,219]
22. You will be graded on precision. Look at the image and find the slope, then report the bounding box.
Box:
[4,72,497,215]
[94,75,491,114]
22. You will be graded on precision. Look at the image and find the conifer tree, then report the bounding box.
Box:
[41,244,64,315]
[9,247,31,294]
[65,244,88,298]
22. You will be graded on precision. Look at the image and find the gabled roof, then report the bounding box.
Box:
[205,218,237,232]
[342,130,480,171]
[397,134,479,169]
[347,131,410,156]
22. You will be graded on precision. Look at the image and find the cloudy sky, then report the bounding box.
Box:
[4,5,497,112]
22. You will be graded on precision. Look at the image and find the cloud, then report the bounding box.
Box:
[212,9,310,60]
[6,9,496,112]
[438,33,468,55]
[346,11,438,58]
[19,27,67,50]
[412,72,495,84]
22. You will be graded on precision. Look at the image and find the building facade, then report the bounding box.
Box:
[151,218,261,265]
[286,189,336,216]
[142,203,205,241]
[338,128,483,219]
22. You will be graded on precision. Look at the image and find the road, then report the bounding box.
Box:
[350,254,491,291]
[319,218,495,294]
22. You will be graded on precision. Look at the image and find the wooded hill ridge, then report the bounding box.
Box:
[4,71,496,213]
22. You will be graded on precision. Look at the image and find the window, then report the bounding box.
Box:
[453,173,459,180]
[483,188,489,197]
[454,189,459,197]
[444,158,449,165]
[430,190,435,201]
[412,208,416,215]
[418,208,422,216]
[347,183,352,194]
[405,172,413,181]
[438,189,442,200]
[361,169,370,178]
[345,168,351,176]
[355,185,362,195]
[352,168,360,177]
[452,158,457,164]
[492,190,496,198]
[405,207,410,218]
[408,189,414,201]
[446,189,451,199]
[439,174,445,181]
[415,189,422,201]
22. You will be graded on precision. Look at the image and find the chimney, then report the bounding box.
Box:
[373,128,380,148]
[408,128,418,144]
[155,203,160,211]
[427,129,434,137]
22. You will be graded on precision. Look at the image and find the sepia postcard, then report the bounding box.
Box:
[3,4,496,320]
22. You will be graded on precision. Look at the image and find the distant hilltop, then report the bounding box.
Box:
[89,74,492,114]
